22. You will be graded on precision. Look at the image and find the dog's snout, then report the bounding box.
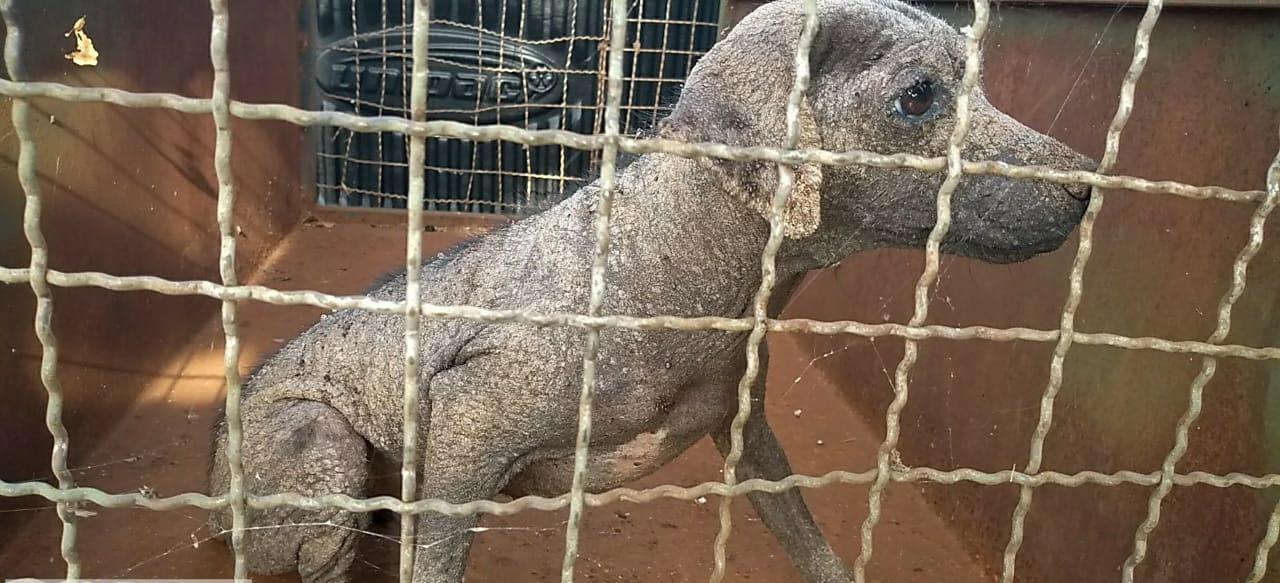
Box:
[1061,153,1098,202]
[1063,181,1090,201]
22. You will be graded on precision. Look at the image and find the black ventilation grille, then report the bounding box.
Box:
[310,0,722,215]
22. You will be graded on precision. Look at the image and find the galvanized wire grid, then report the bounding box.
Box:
[206,1,250,580]
[710,0,819,579]
[1000,1,1164,580]
[316,0,717,215]
[852,3,991,580]
[0,0,79,577]
[3,0,1280,582]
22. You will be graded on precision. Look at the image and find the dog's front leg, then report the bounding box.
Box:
[410,510,480,583]
[711,413,851,582]
[711,347,851,583]
[408,414,517,583]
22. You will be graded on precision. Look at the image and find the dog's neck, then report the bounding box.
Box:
[579,152,810,319]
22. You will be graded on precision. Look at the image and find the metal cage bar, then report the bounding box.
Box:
[1118,97,1278,583]
[0,79,1266,204]
[397,1,432,580]
[207,0,250,579]
[4,464,1279,514]
[707,0,820,579]
[0,1,81,578]
[1118,127,1280,579]
[1246,140,1280,583]
[999,2,1165,580]
[7,265,1280,361]
[850,3,991,581]
[0,0,1276,581]
[558,0,629,577]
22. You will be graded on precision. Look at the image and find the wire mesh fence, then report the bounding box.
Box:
[311,0,721,215]
[1,0,1279,581]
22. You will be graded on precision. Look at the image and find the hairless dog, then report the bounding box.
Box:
[209,0,1096,580]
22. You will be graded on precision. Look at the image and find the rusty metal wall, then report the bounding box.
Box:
[775,4,1280,582]
[0,0,305,536]
[1,0,1277,579]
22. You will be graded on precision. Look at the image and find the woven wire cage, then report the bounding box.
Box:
[4,0,1280,581]
[311,0,723,215]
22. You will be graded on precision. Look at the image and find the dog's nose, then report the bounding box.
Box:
[1063,182,1091,201]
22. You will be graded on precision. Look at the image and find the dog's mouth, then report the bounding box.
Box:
[943,233,1070,264]
[968,247,1046,265]
[936,177,1088,265]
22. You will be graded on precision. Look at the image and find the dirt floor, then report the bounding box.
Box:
[0,216,991,582]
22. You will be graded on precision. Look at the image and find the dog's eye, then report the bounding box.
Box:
[895,80,935,118]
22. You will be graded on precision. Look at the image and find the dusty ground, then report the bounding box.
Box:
[0,217,990,582]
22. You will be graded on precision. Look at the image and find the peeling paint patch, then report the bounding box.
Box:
[64,16,99,67]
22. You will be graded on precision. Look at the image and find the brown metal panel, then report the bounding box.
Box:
[773,5,1280,582]
[0,0,305,535]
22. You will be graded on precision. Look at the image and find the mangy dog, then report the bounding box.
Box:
[209,0,1096,581]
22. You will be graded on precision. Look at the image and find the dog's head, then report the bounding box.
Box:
[660,0,1096,265]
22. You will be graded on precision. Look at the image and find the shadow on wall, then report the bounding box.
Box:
[0,0,305,532]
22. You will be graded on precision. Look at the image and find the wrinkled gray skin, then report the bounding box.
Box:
[207,0,1095,581]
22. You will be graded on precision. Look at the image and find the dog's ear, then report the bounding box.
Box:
[660,1,829,238]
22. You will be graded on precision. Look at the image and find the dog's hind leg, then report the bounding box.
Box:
[208,398,371,583]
